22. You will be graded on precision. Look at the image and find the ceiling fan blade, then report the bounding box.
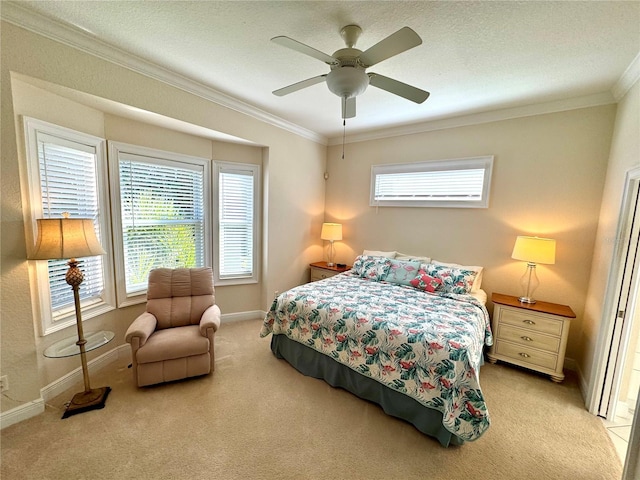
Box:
[359,27,422,67]
[271,36,338,65]
[342,97,356,119]
[273,75,327,96]
[368,73,430,104]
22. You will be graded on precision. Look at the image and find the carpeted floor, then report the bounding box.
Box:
[1,318,623,480]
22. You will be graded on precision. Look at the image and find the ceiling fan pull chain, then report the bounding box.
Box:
[342,119,346,159]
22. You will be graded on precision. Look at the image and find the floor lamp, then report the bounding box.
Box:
[29,214,111,418]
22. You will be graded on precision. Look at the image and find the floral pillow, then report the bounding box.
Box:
[383,259,421,287]
[410,269,443,293]
[352,255,392,281]
[425,264,477,295]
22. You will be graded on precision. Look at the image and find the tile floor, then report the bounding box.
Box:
[604,416,632,463]
[605,319,640,463]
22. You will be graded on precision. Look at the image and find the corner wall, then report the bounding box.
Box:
[583,78,640,403]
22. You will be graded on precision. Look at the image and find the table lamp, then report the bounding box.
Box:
[511,235,556,304]
[321,223,342,267]
[29,213,111,418]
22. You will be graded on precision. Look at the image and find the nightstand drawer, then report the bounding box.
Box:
[499,309,563,336]
[496,324,561,353]
[310,267,336,282]
[495,341,558,370]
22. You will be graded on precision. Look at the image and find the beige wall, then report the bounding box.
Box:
[326,106,617,368]
[1,21,326,413]
[582,79,640,400]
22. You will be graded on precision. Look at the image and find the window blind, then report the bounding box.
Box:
[374,169,485,202]
[219,169,254,278]
[370,156,493,208]
[119,156,205,293]
[37,138,104,312]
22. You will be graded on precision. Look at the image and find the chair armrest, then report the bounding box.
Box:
[125,312,157,348]
[200,304,221,336]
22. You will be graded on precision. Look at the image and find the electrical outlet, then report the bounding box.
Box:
[0,375,8,392]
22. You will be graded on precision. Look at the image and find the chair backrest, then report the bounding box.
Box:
[146,267,215,330]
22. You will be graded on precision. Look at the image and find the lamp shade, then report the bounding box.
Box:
[30,217,106,260]
[511,236,556,265]
[320,223,343,241]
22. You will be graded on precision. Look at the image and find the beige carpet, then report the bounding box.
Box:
[1,319,622,480]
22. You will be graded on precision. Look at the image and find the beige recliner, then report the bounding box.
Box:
[125,267,221,387]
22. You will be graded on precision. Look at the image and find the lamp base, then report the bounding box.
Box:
[518,296,537,304]
[62,386,111,419]
[327,262,335,267]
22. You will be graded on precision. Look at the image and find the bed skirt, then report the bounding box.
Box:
[270,334,464,447]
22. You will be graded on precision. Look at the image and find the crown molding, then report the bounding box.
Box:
[612,51,640,101]
[328,92,616,146]
[0,2,328,146]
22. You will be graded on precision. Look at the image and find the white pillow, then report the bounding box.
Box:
[396,252,432,264]
[431,260,484,292]
[363,250,397,258]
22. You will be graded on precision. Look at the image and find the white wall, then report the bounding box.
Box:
[326,106,617,370]
[0,21,326,413]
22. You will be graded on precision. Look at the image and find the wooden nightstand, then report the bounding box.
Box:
[309,261,351,282]
[487,293,575,383]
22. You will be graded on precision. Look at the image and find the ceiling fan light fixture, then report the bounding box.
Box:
[326,67,370,99]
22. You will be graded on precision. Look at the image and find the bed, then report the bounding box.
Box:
[260,255,493,446]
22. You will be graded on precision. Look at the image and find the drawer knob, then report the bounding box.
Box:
[523,320,536,325]
[521,336,533,342]
[519,352,531,358]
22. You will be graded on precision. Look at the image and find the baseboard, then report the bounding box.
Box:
[41,344,129,402]
[0,398,45,430]
[564,356,577,372]
[563,356,589,403]
[576,362,590,405]
[221,310,266,323]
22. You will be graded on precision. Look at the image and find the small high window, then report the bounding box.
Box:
[370,156,494,208]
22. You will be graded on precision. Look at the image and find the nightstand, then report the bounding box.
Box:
[309,261,351,282]
[487,293,575,383]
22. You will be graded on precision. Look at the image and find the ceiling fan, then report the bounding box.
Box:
[271,25,430,119]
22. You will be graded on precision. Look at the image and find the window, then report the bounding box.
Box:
[23,117,115,335]
[370,156,494,208]
[109,142,211,306]
[214,161,260,285]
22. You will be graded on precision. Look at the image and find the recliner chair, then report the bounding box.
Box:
[125,267,221,387]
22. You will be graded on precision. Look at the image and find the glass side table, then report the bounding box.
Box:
[43,330,114,418]
[44,331,115,358]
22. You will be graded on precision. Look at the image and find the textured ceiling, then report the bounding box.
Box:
[7,1,640,141]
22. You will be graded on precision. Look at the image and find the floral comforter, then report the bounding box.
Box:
[260,272,493,441]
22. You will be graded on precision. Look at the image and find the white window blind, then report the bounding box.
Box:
[23,117,115,335]
[37,135,105,314]
[219,169,254,278]
[214,161,260,284]
[370,156,494,208]
[118,153,206,294]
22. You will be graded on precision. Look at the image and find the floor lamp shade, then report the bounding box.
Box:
[29,215,110,418]
[321,223,342,267]
[511,236,556,304]
[29,217,106,260]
